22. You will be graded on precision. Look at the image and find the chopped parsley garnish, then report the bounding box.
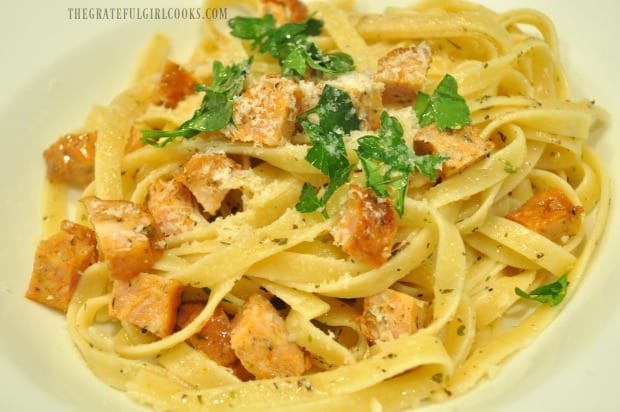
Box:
[228,14,354,77]
[141,58,252,147]
[515,274,568,306]
[504,161,518,174]
[356,111,446,216]
[431,373,444,383]
[414,74,471,131]
[202,287,232,303]
[295,85,360,217]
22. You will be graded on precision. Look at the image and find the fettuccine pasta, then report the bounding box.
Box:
[26,0,609,411]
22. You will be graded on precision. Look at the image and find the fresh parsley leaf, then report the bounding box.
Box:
[227,13,277,43]
[141,58,252,147]
[356,111,446,216]
[414,74,471,131]
[515,274,568,306]
[302,42,354,75]
[281,45,309,77]
[295,85,360,216]
[296,183,323,214]
[228,14,354,77]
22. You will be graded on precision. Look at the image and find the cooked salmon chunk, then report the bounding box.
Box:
[154,60,197,109]
[506,188,584,243]
[413,124,494,179]
[176,302,237,367]
[110,273,183,337]
[230,294,310,379]
[43,131,97,187]
[147,179,202,237]
[176,153,243,215]
[295,79,323,114]
[375,45,432,106]
[359,289,430,344]
[82,197,164,281]
[261,0,308,24]
[25,220,98,312]
[228,75,299,146]
[331,184,397,267]
[125,125,146,154]
[327,72,384,130]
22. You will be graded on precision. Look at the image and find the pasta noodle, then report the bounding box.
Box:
[27,0,610,410]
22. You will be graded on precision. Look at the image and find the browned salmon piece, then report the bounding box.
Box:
[176,153,243,215]
[228,75,299,147]
[25,220,98,312]
[375,45,432,106]
[154,60,197,109]
[176,302,237,367]
[328,72,384,130]
[359,289,430,344]
[82,197,164,281]
[331,184,397,267]
[295,75,383,131]
[261,0,308,23]
[230,294,310,379]
[110,273,183,337]
[506,188,584,243]
[229,360,253,381]
[43,131,97,187]
[295,80,323,114]
[413,124,494,179]
[147,179,201,237]
[124,125,146,154]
